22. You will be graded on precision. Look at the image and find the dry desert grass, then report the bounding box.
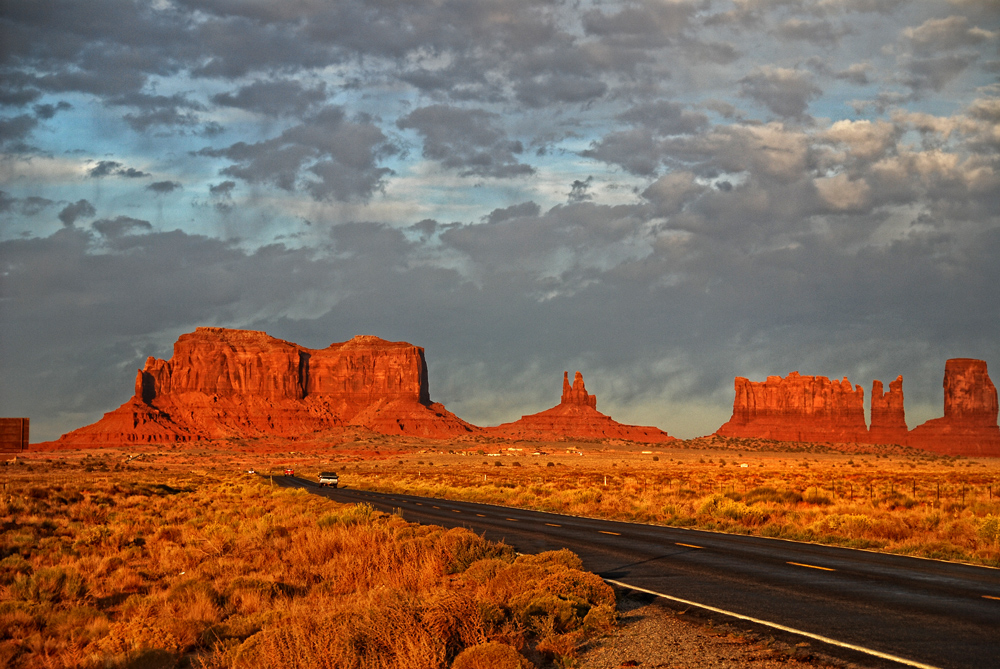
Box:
[334,443,1000,567]
[0,459,616,669]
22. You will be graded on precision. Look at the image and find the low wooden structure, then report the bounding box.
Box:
[0,418,29,452]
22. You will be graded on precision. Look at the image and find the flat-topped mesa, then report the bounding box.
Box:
[54,327,477,446]
[486,372,675,444]
[868,376,908,444]
[909,359,1000,456]
[139,327,307,402]
[716,371,868,443]
[562,371,597,408]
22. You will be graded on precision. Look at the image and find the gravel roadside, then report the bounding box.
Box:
[576,587,873,669]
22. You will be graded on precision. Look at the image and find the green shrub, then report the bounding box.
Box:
[698,495,769,526]
[977,515,1000,547]
[742,487,803,505]
[439,528,516,574]
[317,502,375,527]
[11,567,88,604]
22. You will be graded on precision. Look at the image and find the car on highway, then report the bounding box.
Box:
[284,468,294,476]
[318,472,339,488]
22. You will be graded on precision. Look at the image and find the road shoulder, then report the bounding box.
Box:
[578,586,867,669]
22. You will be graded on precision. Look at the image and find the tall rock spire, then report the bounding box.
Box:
[561,371,597,408]
[869,375,908,444]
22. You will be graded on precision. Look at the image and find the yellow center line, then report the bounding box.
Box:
[506,518,518,522]
[599,530,621,536]
[545,523,561,527]
[676,542,703,549]
[432,506,440,509]
[984,595,1000,601]
[476,513,486,517]
[452,509,461,513]
[788,561,835,572]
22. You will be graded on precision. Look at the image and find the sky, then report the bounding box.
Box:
[1,0,999,443]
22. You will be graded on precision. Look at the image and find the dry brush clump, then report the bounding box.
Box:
[345,453,1000,566]
[0,465,615,669]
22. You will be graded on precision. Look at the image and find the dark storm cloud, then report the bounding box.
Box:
[581,0,697,47]
[197,106,395,201]
[92,215,153,238]
[110,92,206,132]
[642,172,707,217]
[776,18,850,45]
[902,15,996,53]
[0,191,55,216]
[5,170,1000,440]
[209,180,236,197]
[835,62,873,85]
[582,129,671,176]
[208,180,236,212]
[581,102,709,177]
[211,79,327,117]
[893,15,997,95]
[738,66,822,119]
[901,53,979,93]
[0,86,42,107]
[32,101,72,119]
[398,63,502,103]
[3,0,1000,441]
[0,0,191,103]
[57,199,96,226]
[568,178,595,203]
[484,202,541,225]
[0,114,39,149]
[147,181,182,194]
[514,75,608,109]
[617,101,709,136]
[397,105,534,178]
[89,160,151,178]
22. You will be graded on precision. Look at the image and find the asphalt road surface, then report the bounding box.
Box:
[273,476,1000,669]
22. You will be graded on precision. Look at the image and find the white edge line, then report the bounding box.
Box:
[604,579,941,669]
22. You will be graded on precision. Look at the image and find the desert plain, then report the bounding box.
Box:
[4,431,999,669]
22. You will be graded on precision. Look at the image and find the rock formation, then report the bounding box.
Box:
[868,376,908,444]
[486,372,675,443]
[562,371,597,408]
[715,372,868,443]
[54,327,478,446]
[908,359,1000,456]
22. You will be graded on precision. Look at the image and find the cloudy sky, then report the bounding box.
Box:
[2,0,999,442]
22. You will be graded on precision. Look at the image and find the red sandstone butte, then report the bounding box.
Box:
[908,359,1000,456]
[715,371,868,443]
[53,327,478,446]
[867,375,908,444]
[486,371,675,443]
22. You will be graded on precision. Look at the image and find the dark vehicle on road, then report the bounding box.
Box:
[318,472,339,488]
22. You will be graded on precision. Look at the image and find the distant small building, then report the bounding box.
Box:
[0,418,29,453]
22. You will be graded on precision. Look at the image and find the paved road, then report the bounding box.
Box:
[275,477,1000,669]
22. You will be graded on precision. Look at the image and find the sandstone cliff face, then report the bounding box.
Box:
[715,371,868,443]
[56,327,477,445]
[487,372,675,443]
[909,359,1000,456]
[868,376,908,444]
